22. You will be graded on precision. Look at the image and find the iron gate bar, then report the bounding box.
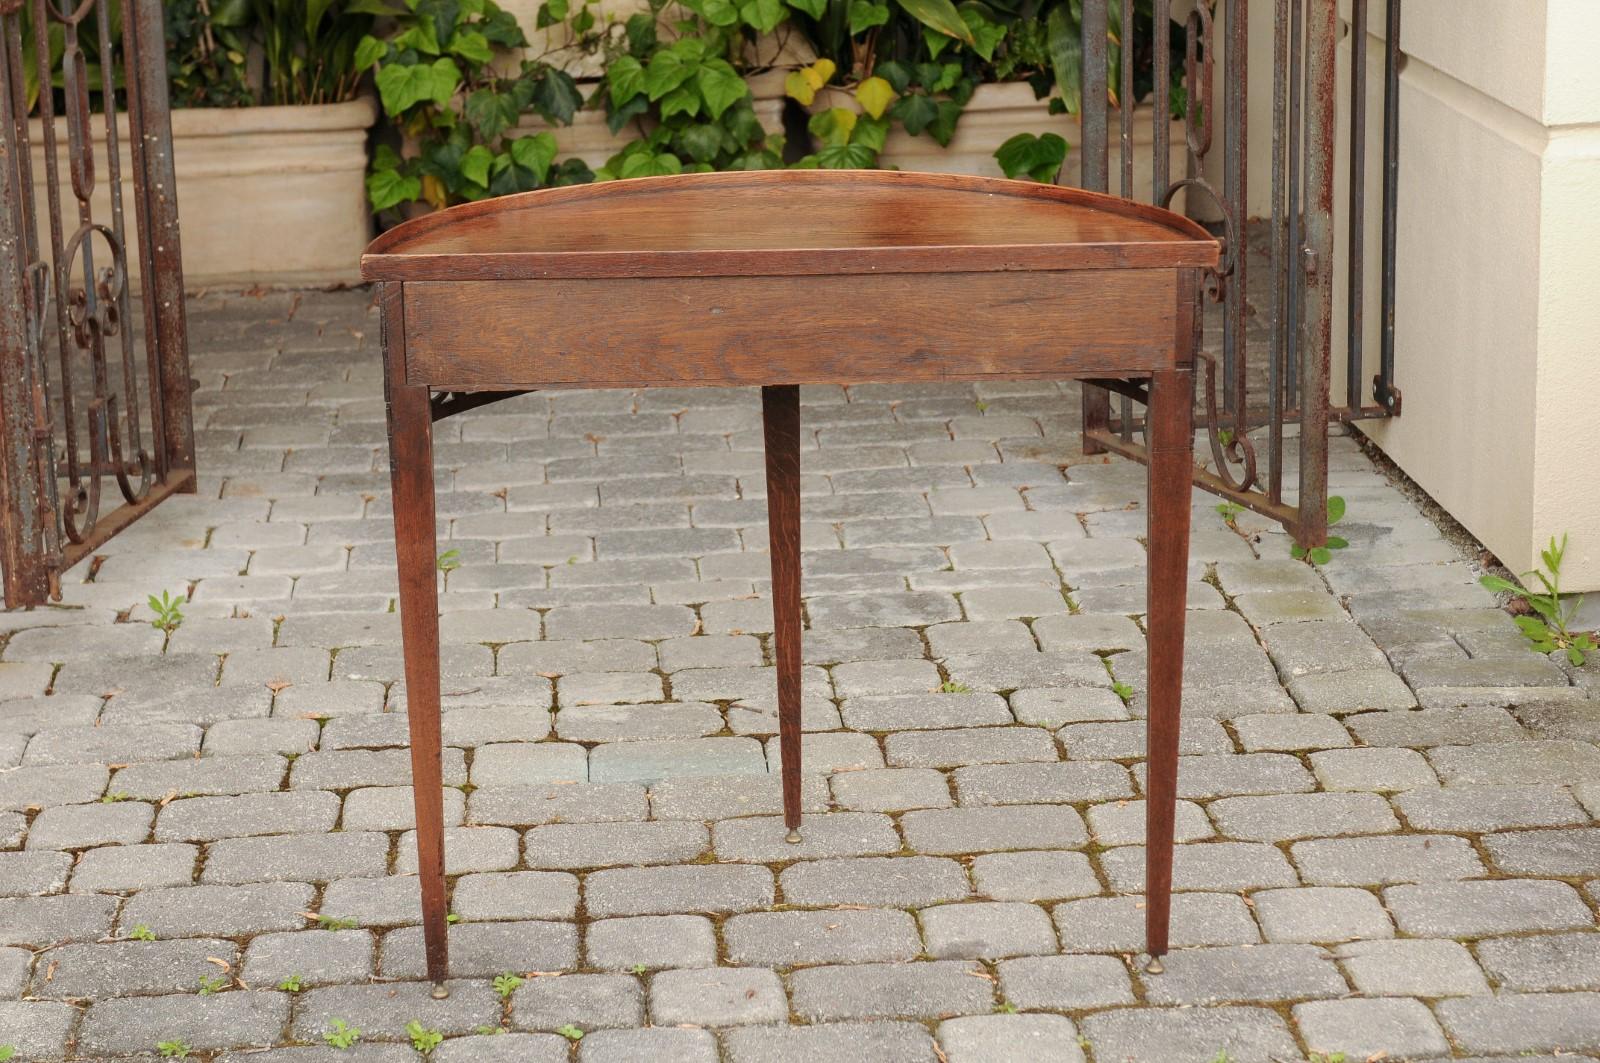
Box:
[1078,0,1402,549]
[0,0,195,607]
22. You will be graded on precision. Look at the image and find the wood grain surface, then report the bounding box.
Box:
[362,170,1218,281]
[401,269,1179,390]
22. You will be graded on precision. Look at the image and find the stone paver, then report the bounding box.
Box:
[2,288,1595,1061]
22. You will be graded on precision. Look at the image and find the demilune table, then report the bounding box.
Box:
[361,169,1219,994]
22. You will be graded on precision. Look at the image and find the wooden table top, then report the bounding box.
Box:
[361,170,1219,282]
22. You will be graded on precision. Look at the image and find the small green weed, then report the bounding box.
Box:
[974,399,989,412]
[315,914,358,931]
[1209,1052,1232,1063]
[473,1024,504,1035]
[1480,534,1595,665]
[436,549,462,573]
[493,972,524,999]
[100,791,132,803]
[197,974,228,995]
[994,1000,1018,1014]
[556,1024,585,1042]
[129,924,156,941]
[938,680,973,694]
[278,974,306,992]
[1307,1054,1346,1063]
[1111,680,1134,704]
[406,1020,444,1054]
[157,1043,190,1060]
[630,963,647,975]
[1215,500,1244,526]
[1290,496,1349,566]
[446,912,461,924]
[323,1019,361,1049]
[148,590,185,633]
[0,1047,15,1062]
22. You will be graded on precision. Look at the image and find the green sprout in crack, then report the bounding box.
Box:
[556,1024,585,1042]
[406,1020,444,1054]
[436,548,462,573]
[629,963,647,975]
[493,972,524,999]
[1290,496,1349,566]
[197,974,228,995]
[938,680,973,694]
[129,924,156,941]
[1111,681,1135,704]
[157,1043,190,1060]
[1215,499,1244,527]
[314,914,358,931]
[278,974,306,992]
[148,590,185,633]
[323,1018,361,1049]
[1480,533,1595,666]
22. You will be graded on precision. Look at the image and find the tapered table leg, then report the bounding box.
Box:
[1143,364,1193,973]
[381,285,451,995]
[761,385,804,843]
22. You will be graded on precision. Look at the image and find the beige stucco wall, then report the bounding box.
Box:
[1328,0,1600,588]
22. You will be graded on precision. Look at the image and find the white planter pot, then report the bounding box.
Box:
[815,82,1188,205]
[29,98,377,289]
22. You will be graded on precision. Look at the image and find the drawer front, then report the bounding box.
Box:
[401,269,1181,390]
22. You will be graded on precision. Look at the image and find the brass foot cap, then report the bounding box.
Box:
[1144,957,1165,975]
[785,829,802,844]
[431,982,450,1000]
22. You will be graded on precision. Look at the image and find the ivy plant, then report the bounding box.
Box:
[356,0,594,213]
[554,0,786,179]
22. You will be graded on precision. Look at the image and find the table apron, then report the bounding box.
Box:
[399,268,1181,390]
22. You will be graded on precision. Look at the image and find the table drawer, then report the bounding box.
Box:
[400,269,1181,390]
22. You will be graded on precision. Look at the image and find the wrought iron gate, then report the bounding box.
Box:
[1077,0,1403,547]
[0,0,195,608]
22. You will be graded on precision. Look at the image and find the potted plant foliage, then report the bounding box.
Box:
[785,0,1188,183]
[26,0,381,287]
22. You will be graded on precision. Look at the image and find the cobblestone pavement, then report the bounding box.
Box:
[1,287,1598,1063]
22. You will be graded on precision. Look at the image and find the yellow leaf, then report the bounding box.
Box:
[811,58,836,84]
[854,76,895,119]
[421,174,448,211]
[784,69,817,105]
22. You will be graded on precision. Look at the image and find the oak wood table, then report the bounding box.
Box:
[361,169,1218,994]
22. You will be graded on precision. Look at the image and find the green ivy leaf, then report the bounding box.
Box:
[374,57,461,116]
[1309,547,1333,566]
[464,87,519,139]
[643,49,696,101]
[875,60,911,94]
[619,150,683,178]
[814,142,877,168]
[660,84,702,120]
[960,7,1006,61]
[1326,495,1346,525]
[697,59,749,120]
[994,131,1066,182]
[851,114,889,152]
[607,94,652,135]
[480,6,525,46]
[608,55,646,106]
[354,34,387,70]
[889,92,938,136]
[509,132,558,184]
[847,0,890,33]
[531,68,583,124]
[926,97,965,145]
[459,143,495,187]
[739,0,784,31]
[1325,535,1349,550]
[448,30,493,64]
[1291,543,1308,560]
[367,166,422,211]
[787,0,826,17]
[624,12,657,55]
[678,122,726,163]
